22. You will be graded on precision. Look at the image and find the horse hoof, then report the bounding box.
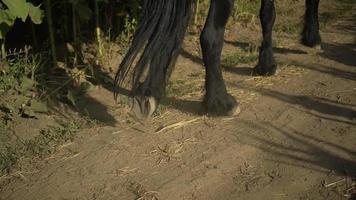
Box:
[132,96,157,119]
[205,94,241,117]
[252,64,278,76]
[227,102,241,117]
[313,44,322,50]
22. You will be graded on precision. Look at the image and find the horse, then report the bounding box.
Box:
[114,0,321,119]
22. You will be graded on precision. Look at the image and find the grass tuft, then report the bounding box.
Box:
[0,120,82,174]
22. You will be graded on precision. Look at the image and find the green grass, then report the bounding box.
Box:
[0,147,17,174]
[0,49,48,118]
[0,120,82,173]
[166,79,200,97]
[274,18,302,35]
[222,52,258,68]
[0,49,95,174]
[233,0,259,19]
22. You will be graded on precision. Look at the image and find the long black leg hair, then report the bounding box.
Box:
[114,0,194,118]
[115,0,193,99]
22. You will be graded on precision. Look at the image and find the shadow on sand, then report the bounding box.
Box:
[237,120,356,178]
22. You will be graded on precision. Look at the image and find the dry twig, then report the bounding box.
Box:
[155,118,201,133]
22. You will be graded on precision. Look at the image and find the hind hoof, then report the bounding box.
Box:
[226,102,241,117]
[132,96,157,119]
[313,44,322,50]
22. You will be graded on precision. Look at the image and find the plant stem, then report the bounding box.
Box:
[94,0,103,56]
[45,0,57,67]
[72,4,78,65]
[194,0,200,25]
[30,23,38,50]
[1,40,6,60]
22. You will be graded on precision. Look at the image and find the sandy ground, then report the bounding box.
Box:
[1,2,355,200]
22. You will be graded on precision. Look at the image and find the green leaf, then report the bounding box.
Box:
[13,95,29,109]
[0,9,15,39]
[29,100,48,113]
[2,102,16,113]
[66,90,77,106]
[18,77,35,93]
[2,0,30,22]
[0,9,16,26]
[28,3,43,24]
[23,106,36,117]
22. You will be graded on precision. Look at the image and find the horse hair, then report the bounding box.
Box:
[114,0,195,99]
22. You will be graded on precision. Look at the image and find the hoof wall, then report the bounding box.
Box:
[132,96,157,119]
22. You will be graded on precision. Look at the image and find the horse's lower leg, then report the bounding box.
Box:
[302,0,321,48]
[253,0,277,76]
[200,0,240,116]
[131,67,166,119]
[119,0,194,119]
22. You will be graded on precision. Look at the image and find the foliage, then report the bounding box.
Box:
[0,48,48,118]
[25,121,81,156]
[117,0,141,42]
[0,120,81,173]
[0,0,43,39]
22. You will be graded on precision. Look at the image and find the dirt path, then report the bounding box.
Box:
[1,5,356,200]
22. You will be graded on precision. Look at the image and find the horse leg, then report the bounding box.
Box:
[302,0,321,48]
[115,0,194,119]
[131,68,166,119]
[200,0,240,116]
[253,0,277,76]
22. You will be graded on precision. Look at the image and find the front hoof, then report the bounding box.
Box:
[252,63,278,76]
[204,94,241,117]
[132,96,157,119]
[302,29,321,48]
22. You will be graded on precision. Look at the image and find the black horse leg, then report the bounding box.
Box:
[116,0,194,119]
[132,66,166,119]
[302,0,321,48]
[200,0,240,116]
[253,0,277,76]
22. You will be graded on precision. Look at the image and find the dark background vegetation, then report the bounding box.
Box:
[0,0,145,173]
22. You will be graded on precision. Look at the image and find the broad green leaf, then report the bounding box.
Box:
[2,102,15,113]
[3,0,30,22]
[0,9,15,39]
[66,90,77,106]
[79,82,91,91]
[29,100,48,113]
[0,9,16,26]
[23,106,36,117]
[28,3,43,24]
[13,95,29,109]
[18,77,36,93]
